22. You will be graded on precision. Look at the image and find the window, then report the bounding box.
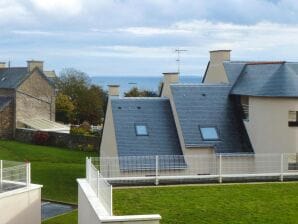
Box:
[288,111,298,127]
[200,127,219,141]
[135,125,148,136]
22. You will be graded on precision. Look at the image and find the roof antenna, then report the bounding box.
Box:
[175,48,187,74]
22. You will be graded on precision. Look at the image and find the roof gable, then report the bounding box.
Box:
[0,67,29,89]
[231,62,298,97]
[111,98,183,158]
[170,84,253,153]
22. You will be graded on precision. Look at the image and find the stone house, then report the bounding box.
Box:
[0,60,56,138]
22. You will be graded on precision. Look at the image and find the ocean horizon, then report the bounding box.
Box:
[91,75,203,95]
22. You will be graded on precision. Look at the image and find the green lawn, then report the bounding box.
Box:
[113,183,298,224]
[42,211,78,224]
[0,140,97,203]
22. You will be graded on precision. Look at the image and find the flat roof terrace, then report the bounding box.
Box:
[0,160,29,194]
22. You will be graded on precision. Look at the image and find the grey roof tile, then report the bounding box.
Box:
[170,84,253,153]
[230,62,298,97]
[111,98,184,170]
[0,67,29,89]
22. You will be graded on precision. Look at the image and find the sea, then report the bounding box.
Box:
[91,75,202,95]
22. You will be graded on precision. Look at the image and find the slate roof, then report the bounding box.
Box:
[170,84,253,153]
[230,62,298,97]
[0,96,12,111]
[111,98,185,170]
[0,67,29,89]
[223,61,246,85]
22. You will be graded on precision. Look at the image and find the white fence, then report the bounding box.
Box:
[97,153,298,184]
[0,160,31,192]
[86,157,112,216]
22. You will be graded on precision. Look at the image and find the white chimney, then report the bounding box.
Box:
[108,85,120,97]
[210,50,231,63]
[27,60,44,73]
[161,72,179,97]
[203,50,231,84]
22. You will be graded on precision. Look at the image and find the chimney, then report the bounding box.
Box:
[108,85,120,97]
[0,62,6,68]
[209,50,231,63]
[203,50,231,84]
[27,60,44,73]
[161,72,179,97]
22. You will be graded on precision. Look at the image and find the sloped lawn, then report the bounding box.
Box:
[0,140,97,203]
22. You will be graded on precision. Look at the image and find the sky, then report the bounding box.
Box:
[2,0,298,76]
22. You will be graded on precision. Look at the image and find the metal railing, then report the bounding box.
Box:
[86,157,112,216]
[0,160,31,193]
[97,153,298,184]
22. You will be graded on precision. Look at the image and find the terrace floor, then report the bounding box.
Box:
[0,182,25,193]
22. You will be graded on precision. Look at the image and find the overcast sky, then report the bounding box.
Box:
[2,0,298,76]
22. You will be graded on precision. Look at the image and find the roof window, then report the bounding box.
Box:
[135,124,148,136]
[200,127,219,141]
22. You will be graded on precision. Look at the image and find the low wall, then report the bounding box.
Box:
[77,179,161,224]
[15,128,100,151]
[0,184,42,224]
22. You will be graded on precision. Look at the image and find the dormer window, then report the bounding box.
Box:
[288,111,298,127]
[200,127,219,141]
[135,124,148,136]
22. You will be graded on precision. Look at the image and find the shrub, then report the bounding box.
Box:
[79,121,91,132]
[33,131,49,145]
[70,126,91,136]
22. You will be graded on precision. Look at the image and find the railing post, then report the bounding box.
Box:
[155,155,159,185]
[110,185,113,216]
[0,160,2,184]
[219,154,222,183]
[280,153,284,182]
[26,162,31,187]
[97,170,100,197]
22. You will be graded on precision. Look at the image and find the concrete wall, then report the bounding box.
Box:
[100,98,119,158]
[16,70,55,124]
[0,185,42,224]
[203,50,230,84]
[0,102,14,138]
[245,97,298,154]
[15,128,100,151]
[78,179,161,224]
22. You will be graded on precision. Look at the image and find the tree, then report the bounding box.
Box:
[124,87,158,97]
[55,93,75,123]
[55,68,107,125]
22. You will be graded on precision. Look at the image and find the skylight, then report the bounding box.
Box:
[135,125,148,136]
[200,127,219,141]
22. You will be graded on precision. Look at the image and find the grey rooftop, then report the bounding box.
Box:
[170,84,253,153]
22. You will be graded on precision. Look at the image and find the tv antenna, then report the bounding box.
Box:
[175,48,187,74]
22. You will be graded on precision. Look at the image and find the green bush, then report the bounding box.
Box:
[70,126,91,136]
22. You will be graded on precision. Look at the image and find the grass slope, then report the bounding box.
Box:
[0,140,97,203]
[114,183,298,224]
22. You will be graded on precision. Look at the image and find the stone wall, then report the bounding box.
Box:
[15,128,100,151]
[16,70,55,124]
[0,102,14,138]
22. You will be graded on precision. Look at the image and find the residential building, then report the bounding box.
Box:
[0,60,58,138]
[100,50,298,171]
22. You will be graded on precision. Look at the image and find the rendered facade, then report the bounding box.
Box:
[100,50,298,166]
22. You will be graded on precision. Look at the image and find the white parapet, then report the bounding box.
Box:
[0,184,43,224]
[77,178,161,224]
